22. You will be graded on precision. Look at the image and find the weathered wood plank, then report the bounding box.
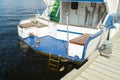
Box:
[96,57,120,67]
[80,71,103,80]
[84,68,117,80]
[113,44,120,47]
[114,39,120,43]
[111,53,120,57]
[111,53,120,59]
[113,41,120,43]
[95,59,120,70]
[89,64,120,80]
[112,46,120,50]
[75,76,88,80]
[109,56,120,62]
[92,61,120,75]
[112,49,120,54]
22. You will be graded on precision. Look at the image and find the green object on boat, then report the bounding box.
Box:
[50,0,60,22]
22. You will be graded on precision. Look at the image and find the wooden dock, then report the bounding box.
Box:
[61,32,120,80]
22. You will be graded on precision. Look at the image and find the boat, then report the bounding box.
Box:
[18,0,120,63]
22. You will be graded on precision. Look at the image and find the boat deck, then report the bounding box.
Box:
[61,32,120,80]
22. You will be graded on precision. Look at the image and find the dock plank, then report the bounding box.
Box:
[96,57,120,67]
[74,76,88,80]
[112,49,120,54]
[95,59,120,70]
[115,39,120,42]
[89,64,120,80]
[112,48,120,52]
[109,56,120,62]
[111,53,120,59]
[85,68,117,80]
[92,61,120,75]
[80,71,103,80]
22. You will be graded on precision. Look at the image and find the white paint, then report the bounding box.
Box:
[108,22,120,39]
[105,0,119,14]
[18,25,50,38]
[57,25,101,34]
[113,23,120,33]
[68,43,84,59]
[69,5,79,25]
[49,22,57,38]
[85,33,102,59]
[56,31,80,41]
[37,27,50,37]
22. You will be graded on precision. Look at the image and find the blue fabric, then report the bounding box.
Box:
[24,36,69,58]
[60,0,104,2]
[104,13,120,29]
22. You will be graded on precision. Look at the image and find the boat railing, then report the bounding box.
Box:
[103,11,120,29]
[83,29,103,60]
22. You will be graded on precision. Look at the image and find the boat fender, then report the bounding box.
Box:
[99,40,112,57]
[59,66,65,72]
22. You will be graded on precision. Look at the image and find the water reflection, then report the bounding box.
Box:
[0,0,80,80]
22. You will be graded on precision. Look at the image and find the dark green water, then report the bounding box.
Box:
[0,0,80,80]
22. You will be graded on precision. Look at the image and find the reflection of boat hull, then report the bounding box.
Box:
[18,0,120,63]
[18,40,30,53]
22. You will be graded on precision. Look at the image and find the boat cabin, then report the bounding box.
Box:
[59,0,119,28]
[60,2,107,28]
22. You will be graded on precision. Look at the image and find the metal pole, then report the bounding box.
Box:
[66,11,69,53]
[113,0,115,23]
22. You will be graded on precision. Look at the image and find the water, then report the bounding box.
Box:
[0,0,80,80]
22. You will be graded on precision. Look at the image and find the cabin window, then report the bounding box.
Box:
[91,3,96,7]
[71,2,78,10]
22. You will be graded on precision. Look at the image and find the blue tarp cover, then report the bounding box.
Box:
[60,0,104,2]
[24,36,68,58]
